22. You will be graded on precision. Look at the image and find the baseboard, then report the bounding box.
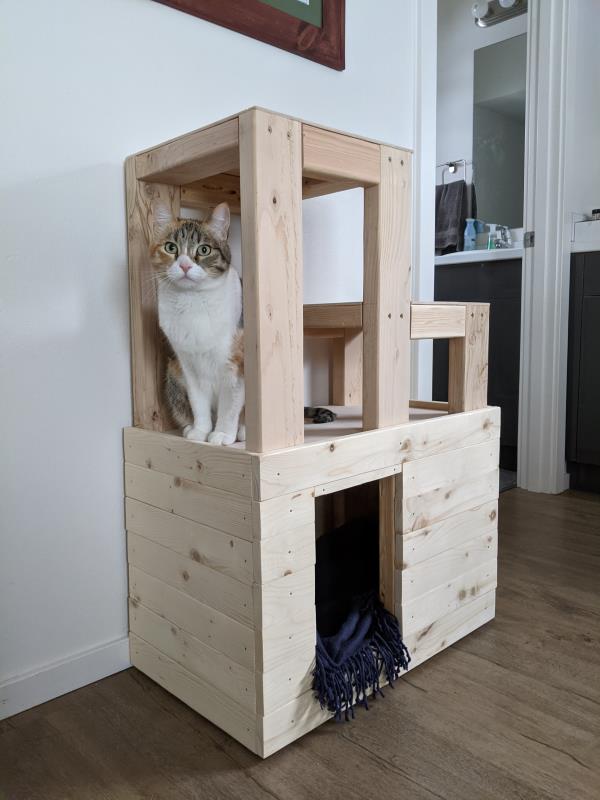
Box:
[0,636,131,721]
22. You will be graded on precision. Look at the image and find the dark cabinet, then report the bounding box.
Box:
[432,258,522,471]
[566,252,600,491]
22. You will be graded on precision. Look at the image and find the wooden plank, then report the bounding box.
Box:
[303,302,363,329]
[252,488,315,540]
[304,327,345,339]
[302,177,363,200]
[130,635,258,754]
[125,498,253,584]
[256,406,501,501]
[331,329,363,406]
[402,469,499,533]
[240,108,304,452]
[127,533,254,626]
[363,147,412,429]
[125,463,252,540]
[379,476,397,613]
[410,303,466,340]
[399,559,497,636]
[402,440,500,500]
[124,427,252,497]
[260,655,315,716]
[180,173,241,214]
[125,159,179,430]
[400,500,498,568]
[129,601,256,712]
[401,530,498,604]
[254,565,315,630]
[314,462,401,498]
[302,125,380,185]
[253,523,315,584]
[405,591,496,670]
[129,566,254,669]
[448,303,490,412]
[258,605,316,672]
[135,118,239,184]
[409,400,450,412]
[259,688,331,759]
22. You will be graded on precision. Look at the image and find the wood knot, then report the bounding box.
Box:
[329,443,335,452]
[190,549,201,562]
[181,570,190,582]
[130,596,139,608]
[145,459,152,469]
[173,477,182,488]
[489,509,497,520]
[483,418,492,429]
[230,540,234,548]
[458,589,467,600]
[284,569,292,576]
[196,460,204,471]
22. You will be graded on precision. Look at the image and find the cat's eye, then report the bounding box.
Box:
[164,241,178,255]
[197,244,212,257]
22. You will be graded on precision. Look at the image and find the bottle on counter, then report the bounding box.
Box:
[464,218,477,251]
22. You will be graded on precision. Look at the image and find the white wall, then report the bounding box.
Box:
[0,0,421,716]
[436,0,527,169]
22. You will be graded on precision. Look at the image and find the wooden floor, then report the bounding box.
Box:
[1,489,599,800]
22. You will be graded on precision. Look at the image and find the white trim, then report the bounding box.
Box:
[0,636,130,721]
[411,0,437,400]
[518,0,570,493]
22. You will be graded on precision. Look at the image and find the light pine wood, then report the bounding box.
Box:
[181,173,241,214]
[129,566,255,669]
[251,488,315,539]
[303,302,363,329]
[240,109,304,452]
[302,124,381,185]
[400,500,498,568]
[127,532,254,626]
[135,118,239,184]
[448,303,490,412]
[314,462,401,498]
[125,463,252,540]
[301,176,363,199]
[402,440,500,500]
[124,427,253,496]
[410,303,466,339]
[129,635,259,753]
[257,604,315,673]
[401,530,498,603]
[129,601,256,711]
[331,329,363,406]
[252,523,315,584]
[408,399,450,411]
[400,559,497,636]
[405,590,496,669]
[254,564,315,630]
[259,688,332,758]
[379,476,397,613]
[126,498,254,584]
[259,652,315,716]
[256,406,500,500]
[125,158,179,431]
[363,147,412,429]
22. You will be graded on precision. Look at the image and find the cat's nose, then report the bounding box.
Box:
[179,260,193,274]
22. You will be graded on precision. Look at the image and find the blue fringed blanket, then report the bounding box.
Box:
[312,515,410,720]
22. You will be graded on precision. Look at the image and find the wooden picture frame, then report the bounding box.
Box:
[152,0,345,71]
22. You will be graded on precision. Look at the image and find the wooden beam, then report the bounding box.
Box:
[303,302,362,329]
[135,118,239,184]
[363,147,412,429]
[379,475,398,614]
[331,329,363,406]
[409,400,450,412]
[410,303,466,339]
[181,173,241,214]
[302,124,381,185]
[448,303,490,412]
[302,177,363,199]
[125,158,179,430]
[240,109,304,453]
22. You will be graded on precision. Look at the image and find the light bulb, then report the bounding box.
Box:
[472,1,490,20]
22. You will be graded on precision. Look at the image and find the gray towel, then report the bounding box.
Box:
[435,180,466,253]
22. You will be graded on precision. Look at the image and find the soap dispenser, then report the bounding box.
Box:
[487,224,497,250]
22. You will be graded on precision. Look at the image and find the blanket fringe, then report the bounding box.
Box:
[313,602,410,721]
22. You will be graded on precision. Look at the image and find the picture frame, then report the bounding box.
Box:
[152,0,345,71]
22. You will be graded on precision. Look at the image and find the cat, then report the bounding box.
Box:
[151,202,336,446]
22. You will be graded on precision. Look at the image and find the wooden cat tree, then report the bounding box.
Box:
[124,108,499,758]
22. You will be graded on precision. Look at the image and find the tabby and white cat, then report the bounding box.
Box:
[151,202,335,446]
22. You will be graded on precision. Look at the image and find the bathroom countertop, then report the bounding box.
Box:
[435,247,523,265]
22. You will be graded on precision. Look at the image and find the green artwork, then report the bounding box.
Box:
[259,0,323,28]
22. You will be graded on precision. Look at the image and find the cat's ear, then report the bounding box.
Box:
[153,203,174,234]
[205,202,230,239]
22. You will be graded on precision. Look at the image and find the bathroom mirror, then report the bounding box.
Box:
[472,33,527,228]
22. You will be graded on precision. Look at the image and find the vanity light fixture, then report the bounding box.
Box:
[472,0,527,27]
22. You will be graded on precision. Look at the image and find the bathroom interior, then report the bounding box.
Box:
[434,0,528,491]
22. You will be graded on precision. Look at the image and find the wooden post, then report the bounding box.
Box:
[379,475,398,614]
[363,147,412,429]
[239,109,304,453]
[448,302,490,412]
[125,158,180,430]
[331,329,363,406]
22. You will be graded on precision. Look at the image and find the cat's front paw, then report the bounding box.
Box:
[207,430,236,446]
[236,423,246,443]
[185,426,211,442]
[182,424,193,437]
